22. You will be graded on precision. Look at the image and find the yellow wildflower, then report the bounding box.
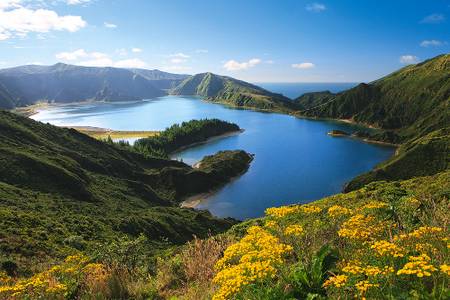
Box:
[284,224,304,237]
[397,254,437,277]
[355,280,379,294]
[264,220,277,229]
[323,274,348,288]
[440,264,450,276]
[370,240,404,257]
[327,205,352,218]
[265,205,300,218]
[265,204,321,218]
[360,201,388,210]
[213,226,292,300]
[338,214,384,241]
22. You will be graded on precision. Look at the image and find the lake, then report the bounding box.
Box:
[31,85,393,220]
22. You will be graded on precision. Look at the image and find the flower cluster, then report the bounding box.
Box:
[298,205,322,214]
[265,205,300,218]
[264,220,277,229]
[265,204,322,218]
[370,240,404,257]
[338,214,383,241]
[405,226,443,239]
[355,280,379,294]
[327,205,352,218]
[360,201,388,210]
[342,261,393,277]
[323,274,348,288]
[397,254,437,277]
[284,224,304,237]
[0,254,108,299]
[213,226,292,300]
[440,264,450,276]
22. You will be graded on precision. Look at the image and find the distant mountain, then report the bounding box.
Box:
[295,54,450,142]
[171,72,296,111]
[0,63,187,108]
[128,68,189,90]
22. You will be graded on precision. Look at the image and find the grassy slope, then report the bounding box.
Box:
[0,111,253,274]
[345,128,450,191]
[171,72,296,112]
[295,54,450,141]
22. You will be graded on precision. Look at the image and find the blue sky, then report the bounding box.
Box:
[0,0,448,82]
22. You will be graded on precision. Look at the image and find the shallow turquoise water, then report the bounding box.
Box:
[32,95,394,220]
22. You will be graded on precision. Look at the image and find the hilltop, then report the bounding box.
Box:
[171,72,296,112]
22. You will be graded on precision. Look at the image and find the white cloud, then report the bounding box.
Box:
[195,49,208,53]
[131,48,142,53]
[66,0,91,5]
[0,1,86,40]
[292,62,315,69]
[265,60,274,64]
[56,49,147,68]
[420,14,445,24]
[114,58,147,68]
[0,0,21,10]
[170,58,187,64]
[420,39,443,47]
[56,48,87,60]
[104,22,117,29]
[223,58,261,71]
[306,3,326,12]
[169,52,190,58]
[399,55,419,65]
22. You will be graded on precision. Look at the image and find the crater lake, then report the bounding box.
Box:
[31,90,394,220]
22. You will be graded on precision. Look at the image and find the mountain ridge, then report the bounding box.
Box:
[171,72,296,111]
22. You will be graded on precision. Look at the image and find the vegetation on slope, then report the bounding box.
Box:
[134,119,241,158]
[345,128,450,191]
[171,72,295,112]
[0,111,253,276]
[2,171,448,299]
[295,54,450,143]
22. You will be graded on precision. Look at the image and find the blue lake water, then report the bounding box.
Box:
[31,85,394,220]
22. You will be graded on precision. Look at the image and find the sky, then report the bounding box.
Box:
[0,0,448,82]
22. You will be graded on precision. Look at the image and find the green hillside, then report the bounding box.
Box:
[345,128,450,191]
[171,72,296,112]
[0,83,14,109]
[295,54,450,142]
[0,111,253,275]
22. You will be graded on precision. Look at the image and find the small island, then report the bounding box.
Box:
[182,150,254,208]
[327,129,350,137]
